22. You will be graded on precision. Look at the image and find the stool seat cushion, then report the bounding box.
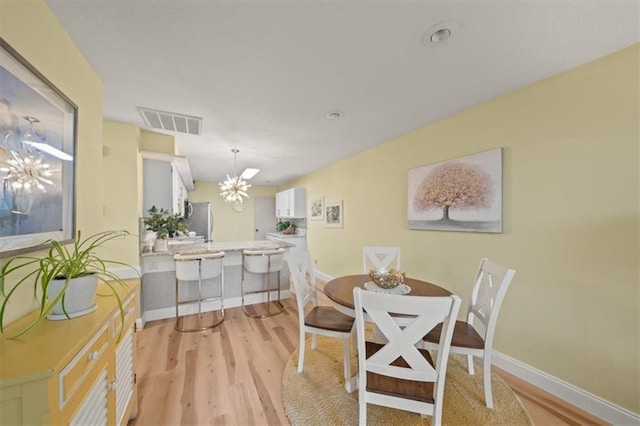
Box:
[174,251,225,261]
[243,249,285,273]
[243,248,285,256]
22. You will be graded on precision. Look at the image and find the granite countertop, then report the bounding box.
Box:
[266,232,306,239]
[141,239,294,257]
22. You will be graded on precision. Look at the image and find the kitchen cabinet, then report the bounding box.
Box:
[0,281,139,425]
[275,187,306,218]
[172,166,187,217]
[142,152,194,217]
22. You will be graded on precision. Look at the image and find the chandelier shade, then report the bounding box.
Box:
[219,149,251,205]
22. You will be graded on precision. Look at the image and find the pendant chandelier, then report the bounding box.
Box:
[219,148,251,206]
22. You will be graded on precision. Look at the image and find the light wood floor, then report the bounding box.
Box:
[132,294,606,426]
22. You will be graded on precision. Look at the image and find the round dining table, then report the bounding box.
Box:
[323,274,452,392]
[324,274,452,317]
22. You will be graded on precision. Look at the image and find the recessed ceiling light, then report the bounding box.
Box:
[430,28,451,44]
[326,110,344,120]
[422,21,459,47]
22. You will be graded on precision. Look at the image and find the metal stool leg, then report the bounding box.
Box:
[175,257,225,332]
[242,251,285,318]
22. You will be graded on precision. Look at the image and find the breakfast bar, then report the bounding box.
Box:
[139,239,294,323]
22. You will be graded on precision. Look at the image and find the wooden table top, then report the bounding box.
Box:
[324,274,452,310]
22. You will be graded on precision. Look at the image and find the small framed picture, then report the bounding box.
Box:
[309,195,324,221]
[325,200,343,228]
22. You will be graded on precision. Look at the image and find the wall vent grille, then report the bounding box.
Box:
[137,107,202,136]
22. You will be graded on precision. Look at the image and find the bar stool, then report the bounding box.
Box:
[174,251,225,332]
[241,248,286,318]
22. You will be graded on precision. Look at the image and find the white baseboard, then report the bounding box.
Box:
[142,290,292,323]
[314,268,639,425]
[314,269,333,284]
[493,352,640,425]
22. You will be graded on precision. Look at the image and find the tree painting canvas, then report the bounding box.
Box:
[407,148,502,233]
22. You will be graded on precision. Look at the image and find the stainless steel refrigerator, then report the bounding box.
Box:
[184,201,213,241]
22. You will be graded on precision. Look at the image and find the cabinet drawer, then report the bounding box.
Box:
[58,322,109,410]
[112,293,136,338]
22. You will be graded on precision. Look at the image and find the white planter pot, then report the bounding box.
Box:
[141,230,157,253]
[46,275,99,320]
[154,238,169,252]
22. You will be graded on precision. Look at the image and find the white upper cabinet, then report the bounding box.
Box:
[142,152,194,217]
[275,187,306,218]
[171,164,187,217]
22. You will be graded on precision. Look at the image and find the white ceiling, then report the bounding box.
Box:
[45,1,639,186]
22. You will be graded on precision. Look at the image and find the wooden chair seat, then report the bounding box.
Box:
[365,342,435,404]
[305,306,354,333]
[423,321,485,349]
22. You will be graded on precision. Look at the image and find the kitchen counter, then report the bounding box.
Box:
[139,239,294,324]
[141,239,294,257]
[265,232,306,239]
[266,233,307,258]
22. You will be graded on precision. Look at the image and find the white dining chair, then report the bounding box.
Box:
[288,250,356,393]
[419,258,516,409]
[354,287,461,426]
[362,246,400,273]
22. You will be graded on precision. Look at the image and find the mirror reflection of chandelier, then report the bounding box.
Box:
[0,116,58,215]
[219,149,251,209]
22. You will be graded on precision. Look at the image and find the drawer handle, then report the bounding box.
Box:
[87,351,99,361]
[126,307,134,316]
[108,379,117,391]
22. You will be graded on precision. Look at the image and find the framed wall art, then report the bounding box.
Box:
[0,38,77,257]
[325,200,343,228]
[407,148,502,233]
[309,195,324,221]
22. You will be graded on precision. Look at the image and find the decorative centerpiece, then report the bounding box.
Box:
[368,268,406,289]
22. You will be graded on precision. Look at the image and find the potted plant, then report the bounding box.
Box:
[277,220,296,234]
[143,206,189,252]
[0,230,138,338]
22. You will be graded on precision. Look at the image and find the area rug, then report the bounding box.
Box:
[282,336,533,425]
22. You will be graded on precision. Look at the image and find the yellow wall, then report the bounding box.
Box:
[139,130,176,155]
[188,182,276,242]
[103,121,142,266]
[0,1,110,324]
[288,44,640,411]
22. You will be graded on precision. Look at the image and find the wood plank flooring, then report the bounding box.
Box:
[132,293,606,426]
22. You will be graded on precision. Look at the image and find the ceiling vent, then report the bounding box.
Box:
[137,107,202,136]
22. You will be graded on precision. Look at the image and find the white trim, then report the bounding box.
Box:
[313,268,333,284]
[135,318,145,331]
[143,290,292,323]
[492,352,640,425]
[315,268,640,425]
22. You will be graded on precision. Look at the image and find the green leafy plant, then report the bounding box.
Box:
[0,230,138,338]
[144,205,188,239]
[276,220,292,232]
